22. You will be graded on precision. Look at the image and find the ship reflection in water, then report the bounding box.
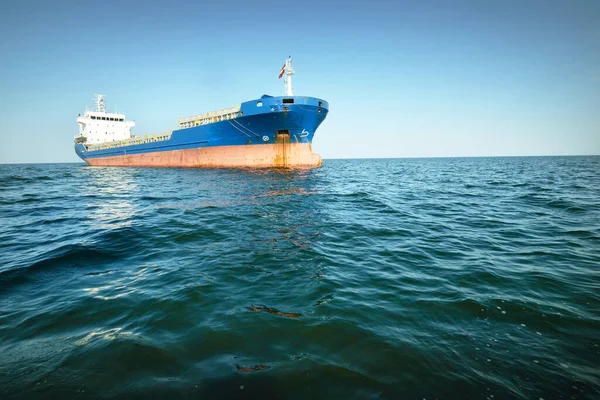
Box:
[80,166,140,230]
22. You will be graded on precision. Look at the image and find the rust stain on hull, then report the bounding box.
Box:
[85,143,321,168]
[274,131,291,167]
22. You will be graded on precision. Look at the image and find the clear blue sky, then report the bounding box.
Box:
[0,0,598,163]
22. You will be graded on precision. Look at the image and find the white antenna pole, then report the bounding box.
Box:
[284,56,294,96]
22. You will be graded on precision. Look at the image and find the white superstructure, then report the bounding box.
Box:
[74,94,135,144]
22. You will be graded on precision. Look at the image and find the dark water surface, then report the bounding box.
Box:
[1,157,599,399]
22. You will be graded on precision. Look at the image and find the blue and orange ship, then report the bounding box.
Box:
[73,57,328,168]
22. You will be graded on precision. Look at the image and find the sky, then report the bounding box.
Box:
[0,0,598,163]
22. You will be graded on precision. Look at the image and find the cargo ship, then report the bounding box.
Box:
[73,57,328,168]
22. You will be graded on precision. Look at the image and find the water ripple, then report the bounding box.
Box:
[0,157,599,399]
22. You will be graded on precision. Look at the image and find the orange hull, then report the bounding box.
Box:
[85,143,322,168]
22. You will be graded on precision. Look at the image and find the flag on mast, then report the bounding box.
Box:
[278,63,286,79]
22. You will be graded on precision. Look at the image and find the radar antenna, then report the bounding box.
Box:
[93,94,106,113]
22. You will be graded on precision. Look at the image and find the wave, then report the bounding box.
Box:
[0,243,118,288]
[2,159,600,399]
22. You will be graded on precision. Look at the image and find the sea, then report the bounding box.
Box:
[0,157,599,400]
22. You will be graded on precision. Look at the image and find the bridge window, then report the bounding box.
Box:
[283,98,294,104]
[91,116,96,120]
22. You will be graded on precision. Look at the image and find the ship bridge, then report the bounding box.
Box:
[74,94,135,144]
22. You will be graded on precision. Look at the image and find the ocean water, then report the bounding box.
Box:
[0,157,599,399]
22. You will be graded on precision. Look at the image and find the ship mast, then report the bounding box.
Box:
[93,94,106,113]
[284,56,294,96]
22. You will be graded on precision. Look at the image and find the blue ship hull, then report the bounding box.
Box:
[75,96,328,168]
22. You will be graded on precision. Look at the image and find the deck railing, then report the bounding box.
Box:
[84,131,173,152]
[177,106,241,129]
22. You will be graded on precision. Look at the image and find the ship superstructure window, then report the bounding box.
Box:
[283,98,294,104]
[91,116,96,120]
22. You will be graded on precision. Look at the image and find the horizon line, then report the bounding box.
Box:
[1,154,599,165]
